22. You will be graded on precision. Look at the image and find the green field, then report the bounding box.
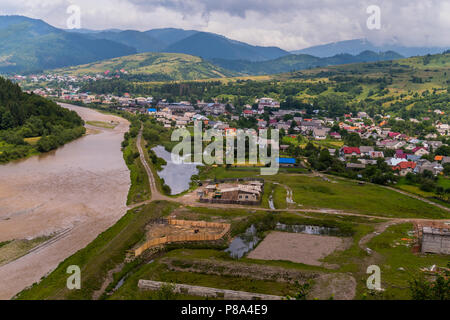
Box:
[363,223,449,300]
[198,166,450,219]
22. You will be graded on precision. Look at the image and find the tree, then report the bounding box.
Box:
[344,132,361,147]
[409,274,450,300]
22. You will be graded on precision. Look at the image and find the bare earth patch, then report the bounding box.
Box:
[248,231,351,266]
[0,236,50,267]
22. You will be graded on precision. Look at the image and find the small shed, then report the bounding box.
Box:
[421,227,450,254]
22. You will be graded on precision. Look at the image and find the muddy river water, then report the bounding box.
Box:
[0,104,130,299]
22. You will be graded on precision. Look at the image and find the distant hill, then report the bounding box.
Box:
[210,50,404,75]
[274,51,450,93]
[144,28,199,47]
[165,32,289,62]
[292,39,449,58]
[53,52,240,80]
[0,15,136,73]
[88,30,166,53]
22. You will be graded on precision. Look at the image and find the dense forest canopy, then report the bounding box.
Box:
[0,77,85,162]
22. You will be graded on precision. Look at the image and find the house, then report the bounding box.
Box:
[341,147,361,158]
[360,159,378,165]
[280,145,290,152]
[395,150,407,159]
[357,112,368,118]
[329,132,341,139]
[277,157,296,167]
[258,97,280,109]
[442,156,450,164]
[359,146,374,156]
[392,161,417,176]
[384,141,406,150]
[421,227,450,254]
[313,128,328,140]
[412,147,429,157]
[436,123,450,135]
[346,163,366,170]
[415,161,443,175]
[425,141,443,150]
[407,154,421,162]
[369,151,384,159]
[243,110,254,118]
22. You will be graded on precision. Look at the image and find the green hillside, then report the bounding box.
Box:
[0,77,85,163]
[0,16,136,73]
[53,52,240,80]
[210,51,404,75]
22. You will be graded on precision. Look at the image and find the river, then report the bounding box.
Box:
[0,104,130,299]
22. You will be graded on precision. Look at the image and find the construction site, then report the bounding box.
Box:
[415,221,450,255]
[134,218,231,256]
[197,178,264,205]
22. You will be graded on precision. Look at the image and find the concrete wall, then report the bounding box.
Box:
[138,280,282,300]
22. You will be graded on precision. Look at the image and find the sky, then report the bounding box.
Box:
[0,0,449,50]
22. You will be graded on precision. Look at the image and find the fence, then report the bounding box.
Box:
[134,219,231,257]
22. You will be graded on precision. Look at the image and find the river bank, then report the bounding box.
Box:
[0,104,131,299]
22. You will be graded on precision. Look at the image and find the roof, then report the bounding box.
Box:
[342,147,361,154]
[412,146,427,153]
[435,155,444,161]
[277,157,296,164]
[392,161,417,170]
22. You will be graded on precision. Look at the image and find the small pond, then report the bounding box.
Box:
[225,225,260,259]
[152,146,202,195]
[275,223,340,236]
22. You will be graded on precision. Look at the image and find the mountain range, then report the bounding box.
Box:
[0,16,136,73]
[0,15,448,75]
[210,50,405,75]
[292,38,448,58]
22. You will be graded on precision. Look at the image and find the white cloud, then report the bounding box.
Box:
[0,0,449,50]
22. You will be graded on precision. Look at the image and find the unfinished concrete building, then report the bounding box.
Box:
[421,227,450,255]
[198,178,264,205]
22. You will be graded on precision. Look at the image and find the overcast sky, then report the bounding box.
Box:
[1,0,449,50]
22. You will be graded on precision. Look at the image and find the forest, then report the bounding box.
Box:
[0,77,86,163]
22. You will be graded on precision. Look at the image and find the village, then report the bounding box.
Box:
[22,80,450,180]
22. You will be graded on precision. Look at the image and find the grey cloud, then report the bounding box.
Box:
[0,0,448,50]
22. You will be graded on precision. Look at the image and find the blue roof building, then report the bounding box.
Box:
[277,157,296,165]
[147,108,157,113]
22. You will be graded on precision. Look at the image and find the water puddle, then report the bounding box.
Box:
[225,225,260,259]
[275,223,340,236]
